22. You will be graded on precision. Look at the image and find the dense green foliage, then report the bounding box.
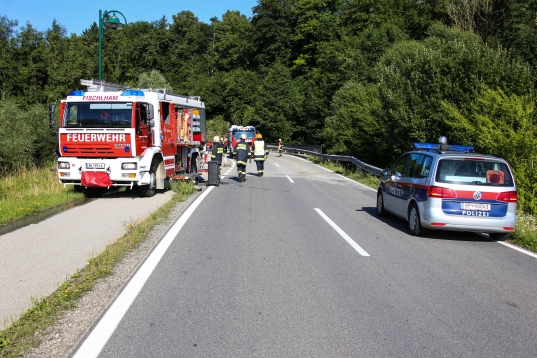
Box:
[1,1,537,213]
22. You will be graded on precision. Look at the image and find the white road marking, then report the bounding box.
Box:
[315,208,370,257]
[286,175,295,183]
[274,163,280,167]
[72,186,215,358]
[497,241,537,259]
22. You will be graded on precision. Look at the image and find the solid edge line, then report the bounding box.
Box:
[315,208,370,257]
[497,241,537,259]
[286,175,295,183]
[72,186,215,358]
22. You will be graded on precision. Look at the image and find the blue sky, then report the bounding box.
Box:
[1,0,259,35]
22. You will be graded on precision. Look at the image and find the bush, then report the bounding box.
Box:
[0,99,56,173]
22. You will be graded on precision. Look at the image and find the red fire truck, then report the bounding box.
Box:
[227,125,256,158]
[50,79,206,197]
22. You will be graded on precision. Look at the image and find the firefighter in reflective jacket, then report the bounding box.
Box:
[253,133,268,176]
[211,135,225,165]
[234,134,250,182]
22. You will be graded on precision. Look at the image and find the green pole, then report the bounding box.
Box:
[98,10,103,80]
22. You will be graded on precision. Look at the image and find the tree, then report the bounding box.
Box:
[43,20,81,102]
[372,23,534,164]
[209,11,254,72]
[137,69,173,91]
[291,0,343,72]
[323,81,384,164]
[247,61,298,142]
[0,15,17,100]
[206,115,230,142]
[251,0,297,66]
[167,11,211,94]
[441,86,537,214]
[11,23,48,104]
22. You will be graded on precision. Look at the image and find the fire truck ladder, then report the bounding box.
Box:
[80,79,133,92]
[80,79,204,105]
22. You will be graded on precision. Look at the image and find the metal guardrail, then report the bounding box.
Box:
[266,145,383,177]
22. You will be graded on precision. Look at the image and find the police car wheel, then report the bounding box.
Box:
[489,233,510,241]
[376,191,388,217]
[408,203,425,236]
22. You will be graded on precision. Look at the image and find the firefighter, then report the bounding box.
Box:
[278,138,283,157]
[211,135,225,165]
[234,134,250,182]
[253,133,268,176]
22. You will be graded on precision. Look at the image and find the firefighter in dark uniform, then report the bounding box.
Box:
[234,134,250,182]
[211,135,225,165]
[253,133,268,176]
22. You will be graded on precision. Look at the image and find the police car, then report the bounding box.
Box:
[376,136,517,241]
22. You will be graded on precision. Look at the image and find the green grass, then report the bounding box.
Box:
[307,156,537,253]
[0,179,196,357]
[0,163,84,226]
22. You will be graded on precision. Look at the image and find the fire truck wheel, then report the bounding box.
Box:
[140,161,158,197]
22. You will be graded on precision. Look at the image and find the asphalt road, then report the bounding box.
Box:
[71,154,537,357]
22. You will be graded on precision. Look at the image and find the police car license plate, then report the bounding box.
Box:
[461,203,491,211]
[85,163,105,169]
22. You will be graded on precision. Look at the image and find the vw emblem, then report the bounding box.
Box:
[473,191,482,200]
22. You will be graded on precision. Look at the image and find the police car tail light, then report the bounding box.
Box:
[428,186,457,198]
[496,191,517,203]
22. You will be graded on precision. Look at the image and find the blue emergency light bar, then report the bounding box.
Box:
[67,90,85,96]
[412,142,474,153]
[121,89,145,96]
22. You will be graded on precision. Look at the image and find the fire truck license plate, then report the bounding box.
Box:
[85,163,105,169]
[461,203,491,211]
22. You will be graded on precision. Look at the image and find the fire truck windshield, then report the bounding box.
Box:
[233,131,255,139]
[64,102,133,128]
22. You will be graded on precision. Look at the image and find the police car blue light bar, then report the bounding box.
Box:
[412,142,474,152]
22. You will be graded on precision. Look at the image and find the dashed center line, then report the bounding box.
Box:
[315,208,370,257]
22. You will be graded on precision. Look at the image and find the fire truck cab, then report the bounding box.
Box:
[228,125,256,158]
[51,79,206,197]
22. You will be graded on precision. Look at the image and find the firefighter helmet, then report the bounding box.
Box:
[257,133,262,139]
[214,135,220,142]
[240,134,246,139]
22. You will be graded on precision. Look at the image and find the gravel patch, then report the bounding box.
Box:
[25,191,202,358]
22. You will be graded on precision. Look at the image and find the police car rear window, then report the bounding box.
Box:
[435,159,514,186]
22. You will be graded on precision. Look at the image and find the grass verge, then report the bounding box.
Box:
[307,156,537,253]
[0,164,84,226]
[0,180,196,357]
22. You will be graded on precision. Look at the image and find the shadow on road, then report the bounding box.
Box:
[360,206,491,242]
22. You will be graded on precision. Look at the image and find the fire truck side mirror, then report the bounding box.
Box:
[49,104,56,136]
[146,104,155,120]
[147,119,155,128]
